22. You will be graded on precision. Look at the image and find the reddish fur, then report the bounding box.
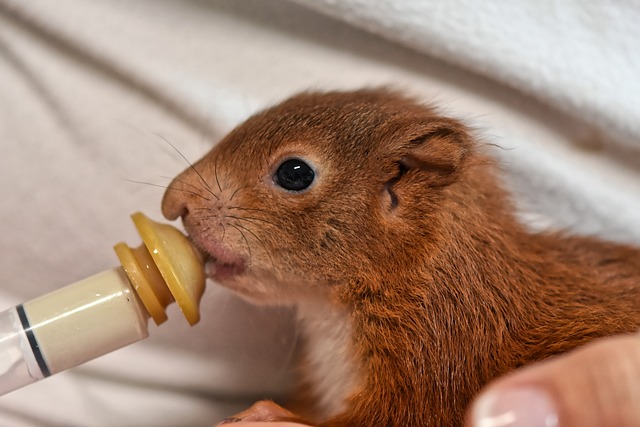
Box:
[161,89,640,427]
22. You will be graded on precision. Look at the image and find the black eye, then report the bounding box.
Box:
[275,158,315,192]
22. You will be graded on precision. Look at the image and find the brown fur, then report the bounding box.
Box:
[161,89,640,427]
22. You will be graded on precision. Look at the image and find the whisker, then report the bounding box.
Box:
[158,175,207,197]
[229,186,246,202]
[227,206,272,214]
[191,225,212,240]
[153,133,220,201]
[191,213,276,229]
[126,179,211,201]
[229,220,275,270]
[228,223,252,261]
[214,154,223,193]
[226,214,277,227]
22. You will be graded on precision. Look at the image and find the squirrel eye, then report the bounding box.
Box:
[274,158,315,192]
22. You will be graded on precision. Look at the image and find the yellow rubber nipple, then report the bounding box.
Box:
[113,212,205,326]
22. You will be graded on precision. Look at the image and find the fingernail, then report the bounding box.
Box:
[217,417,242,425]
[470,387,559,427]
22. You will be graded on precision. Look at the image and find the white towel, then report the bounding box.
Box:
[293,0,640,147]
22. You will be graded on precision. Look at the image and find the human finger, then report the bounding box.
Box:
[466,333,640,427]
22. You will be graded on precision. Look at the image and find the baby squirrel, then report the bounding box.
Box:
[162,89,640,427]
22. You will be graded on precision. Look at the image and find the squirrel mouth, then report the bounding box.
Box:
[205,257,246,281]
[184,226,246,281]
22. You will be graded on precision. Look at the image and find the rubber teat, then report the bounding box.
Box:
[113,212,205,326]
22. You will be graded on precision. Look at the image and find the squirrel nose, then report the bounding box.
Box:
[161,178,190,220]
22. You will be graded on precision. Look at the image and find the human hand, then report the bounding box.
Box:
[465,332,640,427]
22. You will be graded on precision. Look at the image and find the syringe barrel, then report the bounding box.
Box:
[0,268,149,395]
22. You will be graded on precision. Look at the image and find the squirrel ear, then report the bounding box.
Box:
[400,119,473,187]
